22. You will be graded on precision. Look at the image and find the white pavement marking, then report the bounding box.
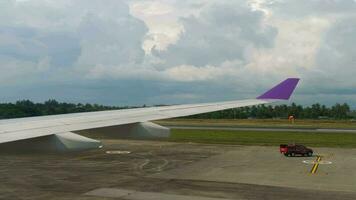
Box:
[156,158,169,172]
[139,159,151,170]
[106,150,131,154]
[85,188,237,200]
[303,160,332,165]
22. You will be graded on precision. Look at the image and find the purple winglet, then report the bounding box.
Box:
[257,78,300,100]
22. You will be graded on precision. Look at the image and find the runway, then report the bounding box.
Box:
[167,125,356,133]
[1,139,355,200]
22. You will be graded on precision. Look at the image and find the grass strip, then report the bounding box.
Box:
[157,119,356,129]
[169,129,356,148]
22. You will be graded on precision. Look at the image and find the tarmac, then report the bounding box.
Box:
[1,139,356,200]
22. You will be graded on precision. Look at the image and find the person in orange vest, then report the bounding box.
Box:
[288,115,295,124]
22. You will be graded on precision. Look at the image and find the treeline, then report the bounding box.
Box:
[187,103,354,119]
[0,100,354,120]
[0,100,123,119]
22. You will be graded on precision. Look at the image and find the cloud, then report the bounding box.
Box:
[75,11,147,68]
[0,25,77,85]
[311,16,356,91]
[152,3,277,67]
[130,0,185,52]
[161,64,235,82]
[0,0,148,83]
[261,0,356,90]
[0,0,355,107]
[266,0,356,18]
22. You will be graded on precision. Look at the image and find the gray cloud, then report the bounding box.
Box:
[76,12,147,68]
[39,33,81,68]
[152,3,277,67]
[0,26,46,62]
[267,0,356,17]
[312,17,356,90]
[0,0,355,107]
[263,0,356,106]
[0,0,148,83]
[0,26,80,68]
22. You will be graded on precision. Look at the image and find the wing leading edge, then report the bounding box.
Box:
[0,78,299,151]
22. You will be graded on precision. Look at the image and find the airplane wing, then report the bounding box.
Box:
[0,78,299,152]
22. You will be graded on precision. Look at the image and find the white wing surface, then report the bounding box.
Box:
[0,78,300,151]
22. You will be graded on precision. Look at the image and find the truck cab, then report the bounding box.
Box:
[280,144,313,157]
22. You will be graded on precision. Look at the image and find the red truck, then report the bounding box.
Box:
[280,144,313,157]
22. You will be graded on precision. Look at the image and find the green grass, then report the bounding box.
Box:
[157,119,356,129]
[170,129,356,148]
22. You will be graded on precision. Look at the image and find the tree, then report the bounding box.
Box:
[0,100,354,120]
[331,103,350,119]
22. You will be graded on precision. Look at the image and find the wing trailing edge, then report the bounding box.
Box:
[0,78,300,152]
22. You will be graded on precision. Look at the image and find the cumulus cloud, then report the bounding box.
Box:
[152,3,277,67]
[75,12,147,68]
[251,0,356,107]
[266,0,356,17]
[0,0,148,82]
[0,0,355,106]
[312,17,356,91]
[130,0,185,52]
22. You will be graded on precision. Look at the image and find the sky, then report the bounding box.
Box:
[0,0,355,107]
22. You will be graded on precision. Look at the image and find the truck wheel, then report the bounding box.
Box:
[284,153,288,157]
[291,153,295,157]
[307,152,312,157]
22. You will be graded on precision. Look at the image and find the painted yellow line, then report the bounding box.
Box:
[310,156,321,174]
[310,163,319,174]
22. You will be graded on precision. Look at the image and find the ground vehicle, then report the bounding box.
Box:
[280,144,313,157]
